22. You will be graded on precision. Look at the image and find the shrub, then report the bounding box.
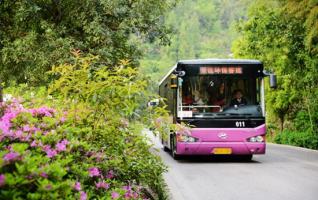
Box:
[0,54,172,199]
[0,99,156,199]
[47,53,171,198]
[274,130,318,150]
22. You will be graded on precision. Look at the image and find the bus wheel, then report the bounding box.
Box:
[171,135,180,160]
[241,155,253,161]
[163,145,170,152]
[161,138,170,152]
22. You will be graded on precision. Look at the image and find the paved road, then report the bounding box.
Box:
[149,134,318,200]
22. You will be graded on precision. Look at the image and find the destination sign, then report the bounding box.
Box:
[200,66,243,75]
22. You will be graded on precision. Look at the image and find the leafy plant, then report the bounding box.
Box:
[232,0,318,148]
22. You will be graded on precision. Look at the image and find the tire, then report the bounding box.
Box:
[163,145,170,152]
[161,137,170,152]
[171,135,181,160]
[241,154,253,161]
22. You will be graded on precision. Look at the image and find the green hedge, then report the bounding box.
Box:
[274,130,318,150]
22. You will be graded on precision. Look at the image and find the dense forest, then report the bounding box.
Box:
[140,0,253,82]
[0,0,175,85]
[233,0,318,148]
[140,0,317,149]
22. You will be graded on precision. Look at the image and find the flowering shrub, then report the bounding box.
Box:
[0,54,170,199]
[0,99,161,199]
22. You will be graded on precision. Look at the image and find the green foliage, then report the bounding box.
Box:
[0,0,176,85]
[0,101,152,199]
[274,130,318,150]
[47,54,171,198]
[1,53,174,199]
[140,0,253,84]
[232,0,318,148]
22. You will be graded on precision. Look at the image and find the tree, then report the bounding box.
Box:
[140,0,253,83]
[0,0,176,85]
[232,0,318,133]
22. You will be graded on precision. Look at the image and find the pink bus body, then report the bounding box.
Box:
[159,59,275,160]
[175,125,266,155]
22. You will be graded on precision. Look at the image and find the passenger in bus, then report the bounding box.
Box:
[230,89,247,106]
[210,83,225,112]
[193,91,204,105]
[183,94,193,105]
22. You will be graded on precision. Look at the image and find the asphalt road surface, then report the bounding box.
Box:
[149,134,318,200]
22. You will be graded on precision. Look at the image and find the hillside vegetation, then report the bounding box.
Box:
[233,0,318,149]
[141,0,318,149]
[140,0,252,82]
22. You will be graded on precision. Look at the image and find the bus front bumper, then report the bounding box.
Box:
[176,142,265,155]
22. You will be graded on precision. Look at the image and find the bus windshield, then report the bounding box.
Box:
[179,75,263,118]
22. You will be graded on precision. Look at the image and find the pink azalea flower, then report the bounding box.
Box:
[5,145,13,151]
[43,131,49,135]
[124,191,132,199]
[0,174,5,187]
[3,151,19,162]
[74,181,81,191]
[31,127,41,133]
[132,192,139,198]
[62,139,69,145]
[55,139,69,152]
[13,130,23,139]
[31,140,38,147]
[95,181,110,189]
[42,145,51,151]
[123,185,132,191]
[23,125,31,132]
[111,191,120,199]
[80,191,87,200]
[45,149,57,158]
[60,116,66,123]
[88,167,100,177]
[43,144,58,157]
[21,133,32,142]
[106,170,114,179]
[38,141,43,147]
[40,172,48,178]
[35,106,55,117]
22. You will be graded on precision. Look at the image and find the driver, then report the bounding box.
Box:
[230,89,247,106]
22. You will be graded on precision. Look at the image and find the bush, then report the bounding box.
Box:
[0,54,171,199]
[274,130,318,150]
[0,99,162,199]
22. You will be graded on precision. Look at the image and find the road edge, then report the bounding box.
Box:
[268,142,318,153]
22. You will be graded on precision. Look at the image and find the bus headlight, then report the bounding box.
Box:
[177,135,198,143]
[248,135,264,143]
[256,135,264,142]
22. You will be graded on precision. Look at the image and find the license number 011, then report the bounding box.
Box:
[236,121,245,127]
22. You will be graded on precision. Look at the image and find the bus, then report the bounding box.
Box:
[158,59,276,160]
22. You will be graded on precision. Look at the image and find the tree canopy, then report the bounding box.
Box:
[232,0,318,134]
[140,0,252,82]
[0,0,176,85]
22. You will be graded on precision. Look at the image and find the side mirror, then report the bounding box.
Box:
[269,74,277,89]
[148,99,160,107]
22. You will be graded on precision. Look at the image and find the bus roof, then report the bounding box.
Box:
[159,59,263,86]
[177,58,262,65]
